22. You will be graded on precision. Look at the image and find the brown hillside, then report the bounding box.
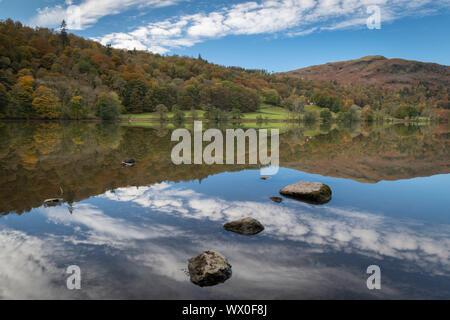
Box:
[280,56,450,89]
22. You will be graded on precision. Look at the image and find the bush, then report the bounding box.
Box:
[338,109,360,122]
[304,111,318,123]
[155,104,168,121]
[394,104,419,119]
[320,109,332,121]
[230,108,243,120]
[96,92,121,120]
[172,106,185,122]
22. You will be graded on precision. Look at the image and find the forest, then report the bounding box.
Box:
[0,19,448,121]
[1,121,448,215]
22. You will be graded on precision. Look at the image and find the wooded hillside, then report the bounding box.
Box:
[0,19,448,121]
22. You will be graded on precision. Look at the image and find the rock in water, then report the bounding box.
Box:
[280,181,332,204]
[223,217,265,236]
[260,176,271,180]
[122,158,136,167]
[270,196,283,203]
[188,251,232,287]
[43,198,63,207]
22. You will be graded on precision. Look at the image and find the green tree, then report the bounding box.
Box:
[338,109,360,122]
[124,79,149,113]
[155,104,168,121]
[262,89,280,105]
[230,108,243,120]
[96,92,121,120]
[320,108,332,122]
[32,86,61,119]
[172,105,185,122]
[304,111,318,123]
[394,104,419,119]
[0,83,9,117]
[106,43,113,57]
[60,20,69,47]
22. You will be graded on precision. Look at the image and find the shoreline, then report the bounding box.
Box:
[0,118,438,124]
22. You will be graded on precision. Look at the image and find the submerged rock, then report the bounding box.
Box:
[122,158,136,167]
[223,217,265,236]
[280,181,332,204]
[188,251,232,287]
[270,196,283,203]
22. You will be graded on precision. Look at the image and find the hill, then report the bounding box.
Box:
[0,19,448,121]
[279,55,450,89]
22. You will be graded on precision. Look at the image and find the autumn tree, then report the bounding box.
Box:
[362,105,375,122]
[12,75,35,118]
[70,95,86,119]
[283,95,306,118]
[32,86,61,119]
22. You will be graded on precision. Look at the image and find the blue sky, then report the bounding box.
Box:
[1,0,449,72]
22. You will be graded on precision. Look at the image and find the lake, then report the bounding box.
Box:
[0,121,449,299]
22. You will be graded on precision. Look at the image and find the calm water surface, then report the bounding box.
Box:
[0,121,449,299]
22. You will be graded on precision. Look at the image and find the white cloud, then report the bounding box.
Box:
[93,0,450,53]
[43,202,185,247]
[103,183,450,273]
[0,230,70,299]
[30,0,184,30]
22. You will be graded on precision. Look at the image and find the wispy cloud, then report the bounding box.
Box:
[92,0,450,54]
[30,0,185,30]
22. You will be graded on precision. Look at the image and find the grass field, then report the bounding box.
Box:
[120,110,206,120]
[119,104,430,123]
[119,104,327,121]
[120,120,299,133]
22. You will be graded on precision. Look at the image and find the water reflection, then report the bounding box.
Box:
[0,122,449,299]
[1,122,448,216]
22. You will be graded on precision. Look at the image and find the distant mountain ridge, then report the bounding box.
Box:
[279,56,450,89]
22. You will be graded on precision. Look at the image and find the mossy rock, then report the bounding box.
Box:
[223,217,265,236]
[280,181,332,205]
